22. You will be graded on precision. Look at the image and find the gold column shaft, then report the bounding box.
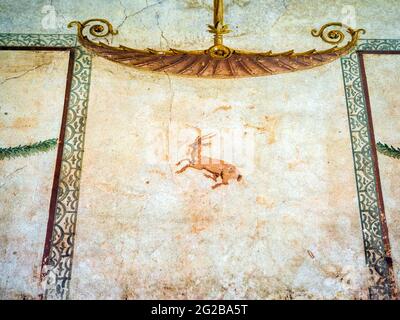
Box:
[214,0,224,25]
[214,0,224,45]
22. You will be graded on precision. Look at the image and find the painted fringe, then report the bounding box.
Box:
[377,142,400,160]
[0,138,58,160]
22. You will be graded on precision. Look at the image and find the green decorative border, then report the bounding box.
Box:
[44,46,92,300]
[0,33,76,47]
[0,33,91,300]
[341,39,400,300]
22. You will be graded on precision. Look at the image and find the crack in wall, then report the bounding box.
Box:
[269,0,292,30]
[155,11,170,49]
[0,63,51,86]
[117,0,166,32]
[0,166,26,189]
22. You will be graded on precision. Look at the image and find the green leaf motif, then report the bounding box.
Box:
[376,142,400,160]
[0,138,58,161]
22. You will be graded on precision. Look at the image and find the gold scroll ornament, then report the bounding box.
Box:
[69,0,365,79]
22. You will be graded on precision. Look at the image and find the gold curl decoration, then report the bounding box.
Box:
[68,19,117,41]
[311,22,366,46]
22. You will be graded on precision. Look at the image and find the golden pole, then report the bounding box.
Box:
[214,0,224,26]
[210,0,229,46]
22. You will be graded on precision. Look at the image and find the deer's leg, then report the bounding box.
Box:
[203,173,218,182]
[211,182,228,189]
[211,171,230,189]
[176,164,192,174]
[176,159,190,166]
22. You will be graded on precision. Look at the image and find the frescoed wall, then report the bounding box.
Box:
[0,0,399,300]
[362,54,400,288]
[0,49,69,299]
[69,56,368,299]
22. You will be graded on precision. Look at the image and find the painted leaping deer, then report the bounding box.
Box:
[176,134,242,189]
